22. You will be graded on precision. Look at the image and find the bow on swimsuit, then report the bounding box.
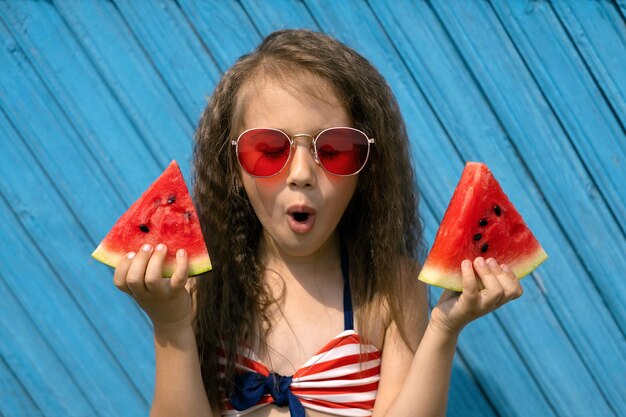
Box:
[218,247,382,416]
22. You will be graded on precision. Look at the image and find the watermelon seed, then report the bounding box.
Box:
[167,195,176,204]
[139,224,150,233]
[479,219,488,227]
[481,243,489,253]
[474,233,482,241]
[494,205,501,216]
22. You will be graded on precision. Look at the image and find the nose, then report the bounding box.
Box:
[286,136,317,188]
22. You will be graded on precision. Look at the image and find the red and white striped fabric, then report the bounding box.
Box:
[218,329,381,416]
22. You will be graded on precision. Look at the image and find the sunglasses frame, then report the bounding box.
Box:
[231,126,375,178]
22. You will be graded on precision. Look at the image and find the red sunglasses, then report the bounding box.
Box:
[232,127,374,177]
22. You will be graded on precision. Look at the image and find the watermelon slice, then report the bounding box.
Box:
[418,162,547,291]
[92,160,211,277]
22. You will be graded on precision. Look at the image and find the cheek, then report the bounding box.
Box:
[241,175,284,219]
[324,176,359,211]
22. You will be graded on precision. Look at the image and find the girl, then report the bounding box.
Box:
[113,29,523,417]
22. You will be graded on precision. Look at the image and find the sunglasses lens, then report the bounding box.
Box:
[316,128,370,175]
[237,129,291,176]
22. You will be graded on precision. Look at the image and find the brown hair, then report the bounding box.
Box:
[191,29,425,407]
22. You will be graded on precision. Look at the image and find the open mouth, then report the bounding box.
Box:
[287,206,316,233]
[292,212,310,222]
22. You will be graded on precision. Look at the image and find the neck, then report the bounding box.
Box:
[259,232,342,279]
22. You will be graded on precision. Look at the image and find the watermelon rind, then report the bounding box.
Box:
[418,246,548,292]
[92,243,212,278]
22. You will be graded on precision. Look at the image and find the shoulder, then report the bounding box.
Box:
[361,257,428,351]
[387,256,429,341]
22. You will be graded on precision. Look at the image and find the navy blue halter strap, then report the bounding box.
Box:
[229,243,353,417]
[341,242,354,331]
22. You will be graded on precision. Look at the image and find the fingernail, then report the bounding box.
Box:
[142,244,152,252]
[476,257,485,266]
[487,258,496,266]
[177,249,186,257]
[156,243,165,251]
[502,264,510,272]
[127,252,136,259]
[462,260,471,268]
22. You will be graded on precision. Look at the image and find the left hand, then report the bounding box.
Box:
[429,257,523,336]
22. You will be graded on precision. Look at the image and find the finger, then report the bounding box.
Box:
[126,243,153,295]
[113,252,135,294]
[170,248,189,291]
[502,263,524,299]
[474,257,504,307]
[145,243,168,292]
[485,259,515,306]
[461,259,479,309]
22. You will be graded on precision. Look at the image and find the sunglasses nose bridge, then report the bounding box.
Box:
[290,133,321,165]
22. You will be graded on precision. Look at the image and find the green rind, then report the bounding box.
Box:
[91,244,212,278]
[418,246,548,292]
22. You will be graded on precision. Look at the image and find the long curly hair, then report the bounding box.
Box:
[191,29,425,408]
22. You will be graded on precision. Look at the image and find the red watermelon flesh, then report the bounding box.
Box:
[92,160,211,277]
[418,162,547,291]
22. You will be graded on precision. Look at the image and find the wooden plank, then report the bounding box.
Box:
[0,349,44,417]
[446,356,498,417]
[0,216,149,417]
[426,0,623,318]
[177,0,262,70]
[381,0,626,410]
[0,271,93,417]
[0,3,211,412]
[240,0,318,32]
[0,57,154,411]
[0,0,192,262]
[618,0,626,21]
[305,0,624,415]
[49,0,195,163]
[0,2,622,416]
[0,108,151,415]
[2,0,199,184]
[0,5,162,209]
[0,2,218,413]
[550,0,626,130]
[0,9,154,340]
[108,0,222,122]
[0,193,137,417]
[490,0,626,239]
[423,0,626,413]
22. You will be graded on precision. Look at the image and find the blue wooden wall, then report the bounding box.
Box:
[1,1,624,416]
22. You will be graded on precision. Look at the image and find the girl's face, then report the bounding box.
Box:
[238,75,358,259]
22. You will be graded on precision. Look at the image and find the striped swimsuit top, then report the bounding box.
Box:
[218,248,382,417]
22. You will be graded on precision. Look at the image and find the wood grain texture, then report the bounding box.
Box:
[551,0,626,130]
[0,1,624,416]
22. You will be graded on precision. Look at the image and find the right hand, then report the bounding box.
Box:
[430,257,523,336]
[113,243,193,330]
